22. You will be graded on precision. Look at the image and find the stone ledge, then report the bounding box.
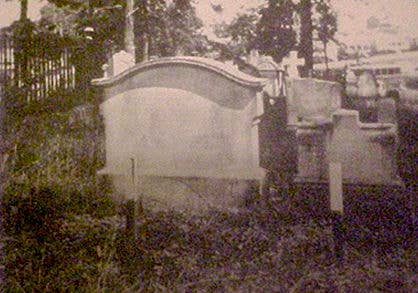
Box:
[92,56,267,89]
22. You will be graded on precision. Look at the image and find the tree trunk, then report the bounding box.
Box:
[125,0,136,57]
[20,0,28,20]
[323,41,329,79]
[299,0,313,77]
[143,33,149,61]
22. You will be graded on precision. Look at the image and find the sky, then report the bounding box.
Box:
[1,0,417,42]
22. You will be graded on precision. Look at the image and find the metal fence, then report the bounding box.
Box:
[0,26,81,101]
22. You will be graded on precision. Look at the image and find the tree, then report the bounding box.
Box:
[315,0,337,74]
[20,0,28,19]
[214,10,259,56]
[162,0,207,56]
[4,0,28,20]
[298,0,313,76]
[125,0,135,55]
[132,0,166,61]
[255,0,297,63]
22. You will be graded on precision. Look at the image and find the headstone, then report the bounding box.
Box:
[328,109,400,185]
[247,51,284,97]
[282,51,305,78]
[294,109,401,185]
[286,78,342,125]
[357,71,378,98]
[112,50,135,76]
[377,79,388,97]
[345,68,358,98]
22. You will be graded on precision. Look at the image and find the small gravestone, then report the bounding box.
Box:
[247,51,284,97]
[354,71,379,122]
[286,78,342,125]
[328,109,400,185]
[345,69,358,98]
[288,78,342,181]
[282,51,305,78]
[112,50,135,76]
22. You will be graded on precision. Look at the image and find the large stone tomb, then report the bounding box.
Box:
[92,57,266,212]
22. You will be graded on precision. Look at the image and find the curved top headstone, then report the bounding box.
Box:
[92,56,266,109]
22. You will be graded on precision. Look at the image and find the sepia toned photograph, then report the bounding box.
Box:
[0,0,416,291]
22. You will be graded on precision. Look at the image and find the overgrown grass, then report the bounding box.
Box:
[1,90,416,291]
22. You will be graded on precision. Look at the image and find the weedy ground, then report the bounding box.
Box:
[1,95,416,292]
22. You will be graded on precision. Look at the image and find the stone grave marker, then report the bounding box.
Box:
[282,51,305,78]
[286,78,342,125]
[111,50,135,76]
[327,109,400,185]
[92,56,266,213]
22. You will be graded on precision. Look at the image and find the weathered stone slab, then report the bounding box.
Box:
[286,78,342,125]
[295,109,400,186]
[328,109,400,185]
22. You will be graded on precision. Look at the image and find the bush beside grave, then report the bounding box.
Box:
[0,89,121,291]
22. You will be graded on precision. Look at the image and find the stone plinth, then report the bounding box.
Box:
[295,121,332,182]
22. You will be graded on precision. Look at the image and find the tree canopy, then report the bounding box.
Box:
[38,0,208,62]
[255,0,296,63]
[215,0,338,70]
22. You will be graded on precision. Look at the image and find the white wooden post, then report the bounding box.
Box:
[329,162,343,213]
[329,161,345,260]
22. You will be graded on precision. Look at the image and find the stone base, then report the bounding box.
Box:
[109,175,259,214]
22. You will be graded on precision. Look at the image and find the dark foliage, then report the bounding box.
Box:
[255,0,297,63]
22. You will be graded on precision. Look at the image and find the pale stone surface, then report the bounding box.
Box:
[329,162,343,213]
[248,53,284,97]
[94,57,266,212]
[112,50,135,76]
[286,78,342,125]
[100,88,263,180]
[295,124,329,181]
[345,69,358,97]
[282,50,304,78]
[295,109,400,186]
[357,71,379,97]
[328,109,400,185]
[110,175,257,214]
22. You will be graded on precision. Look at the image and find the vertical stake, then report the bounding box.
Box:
[130,157,135,184]
[125,199,136,238]
[329,162,345,261]
[126,158,136,243]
